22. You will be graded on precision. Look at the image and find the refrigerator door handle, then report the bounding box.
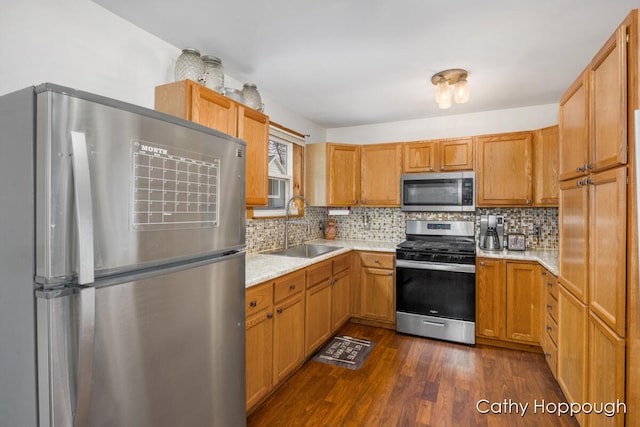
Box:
[74,286,95,427]
[70,131,96,427]
[70,131,95,285]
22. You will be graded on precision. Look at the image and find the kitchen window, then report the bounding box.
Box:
[251,125,305,217]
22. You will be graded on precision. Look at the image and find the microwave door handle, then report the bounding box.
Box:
[457,178,463,207]
[70,131,96,427]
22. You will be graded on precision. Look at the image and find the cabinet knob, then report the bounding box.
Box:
[440,166,445,170]
[354,200,358,205]
[479,261,485,266]
[547,282,553,287]
[267,313,273,319]
[545,352,552,358]
[290,284,296,290]
[547,326,553,332]
[586,163,593,170]
[387,272,393,276]
[429,167,434,171]
[374,259,380,264]
[547,304,553,310]
[542,271,546,276]
[577,179,583,187]
[277,308,283,314]
[250,300,257,307]
[526,199,531,204]
[577,166,585,173]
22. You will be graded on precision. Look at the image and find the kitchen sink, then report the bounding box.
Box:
[266,244,343,258]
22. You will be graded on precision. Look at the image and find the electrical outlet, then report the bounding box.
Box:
[534,225,541,237]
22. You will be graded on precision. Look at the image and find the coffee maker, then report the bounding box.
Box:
[479,214,504,250]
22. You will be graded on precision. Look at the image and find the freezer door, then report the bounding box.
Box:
[37,252,246,427]
[35,86,246,285]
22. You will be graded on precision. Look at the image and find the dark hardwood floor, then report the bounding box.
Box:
[247,322,579,427]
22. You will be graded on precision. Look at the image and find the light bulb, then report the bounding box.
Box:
[438,95,452,109]
[454,76,469,104]
[435,76,450,105]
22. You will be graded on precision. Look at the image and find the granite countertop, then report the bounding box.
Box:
[476,247,558,276]
[245,238,399,288]
[246,239,559,288]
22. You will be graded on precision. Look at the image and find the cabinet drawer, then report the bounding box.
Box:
[246,282,273,317]
[546,312,558,345]
[274,269,305,303]
[544,332,557,377]
[306,260,332,289]
[546,293,559,322]
[332,253,351,275]
[544,272,558,300]
[360,252,394,269]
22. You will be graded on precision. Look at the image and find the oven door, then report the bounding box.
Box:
[395,259,476,321]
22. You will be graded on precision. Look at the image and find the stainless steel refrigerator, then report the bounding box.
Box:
[0,84,247,426]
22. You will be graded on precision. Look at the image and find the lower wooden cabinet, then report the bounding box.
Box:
[272,271,305,384]
[245,282,274,411]
[246,269,305,412]
[304,253,352,356]
[587,311,625,427]
[353,252,395,326]
[476,258,505,339]
[557,283,589,426]
[476,259,540,346]
[305,260,333,356]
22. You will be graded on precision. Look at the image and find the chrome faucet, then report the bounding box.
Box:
[284,195,310,250]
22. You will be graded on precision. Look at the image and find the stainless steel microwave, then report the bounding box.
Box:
[401,171,475,212]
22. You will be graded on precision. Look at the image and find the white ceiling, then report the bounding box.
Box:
[94,0,640,128]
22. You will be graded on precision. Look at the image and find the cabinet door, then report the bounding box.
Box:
[190,82,238,136]
[332,268,351,332]
[559,71,589,181]
[439,137,474,171]
[328,144,361,206]
[588,312,625,427]
[557,284,589,427]
[403,140,438,172]
[360,143,402,206]
[304,280,333,356]
[558,178,589,303]
[360,267,395,323]
[590,25,627,172]
[272,293,305,384]
[505,262,541,343]
[245,310,273,411]
[534,126,559,206]
[476,132,533,206]
[238,106,269,206]
[475,258,505,339]
[589,167,627,336]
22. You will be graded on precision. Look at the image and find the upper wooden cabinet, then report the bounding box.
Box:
[559,71,589,181]
[155,79,269,206]
[476,131,534,206]
[403,137,473,173]
[360,143,402,206]
[307,142,403,207]
[306,143,360,207]
[533,125,559,206]
[590,25,628,173]
[559,25,628,182]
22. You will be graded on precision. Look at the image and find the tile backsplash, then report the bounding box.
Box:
[246,206,558,253]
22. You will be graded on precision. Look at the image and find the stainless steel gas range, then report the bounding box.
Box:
[395,220,476,345]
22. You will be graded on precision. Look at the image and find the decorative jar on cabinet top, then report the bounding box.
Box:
[175,48,204,82]
[241,83,264,112]
[202,55,224,93]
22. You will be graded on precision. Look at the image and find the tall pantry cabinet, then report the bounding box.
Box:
[558,12,637,427]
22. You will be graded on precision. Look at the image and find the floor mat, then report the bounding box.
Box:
[312,335,376,370]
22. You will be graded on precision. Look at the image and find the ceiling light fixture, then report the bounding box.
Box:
[431,69,469,109]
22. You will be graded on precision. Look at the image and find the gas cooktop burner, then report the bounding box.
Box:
[396,220,476,264]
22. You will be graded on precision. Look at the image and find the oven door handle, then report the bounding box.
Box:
[396,259,476,274]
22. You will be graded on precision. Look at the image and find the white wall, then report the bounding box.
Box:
[0,0,325,141]
[325,103,559,144]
